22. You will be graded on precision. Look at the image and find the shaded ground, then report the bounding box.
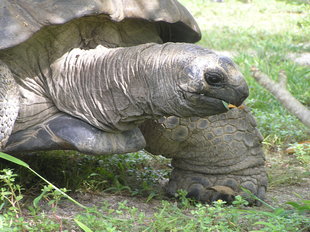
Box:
[264,150,310,206]
[266,182,310,206]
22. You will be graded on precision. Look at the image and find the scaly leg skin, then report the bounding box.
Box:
[140,107,267,205]
[5,113,146,155]
[0,61,19,150]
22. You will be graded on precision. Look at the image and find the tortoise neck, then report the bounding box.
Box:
[48,44,182,132]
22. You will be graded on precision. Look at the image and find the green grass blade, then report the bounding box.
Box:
[0,152,29,168]
[74,219,94,232]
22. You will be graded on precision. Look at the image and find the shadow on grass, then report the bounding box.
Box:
[0,151,170,198]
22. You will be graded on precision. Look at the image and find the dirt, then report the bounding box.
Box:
[53,181,310,216]
[48,192,160,218]
[266,182,310,206]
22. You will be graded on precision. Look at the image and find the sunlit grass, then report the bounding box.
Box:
[181,0,309,36]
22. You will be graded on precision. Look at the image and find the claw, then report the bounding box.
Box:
[207,185,236,196]
[204,185,236,204]
[185,184,237,204]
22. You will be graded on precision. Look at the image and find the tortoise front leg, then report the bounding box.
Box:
[0,61,19,150]
[5,113,146,155]
[140,108,267,205]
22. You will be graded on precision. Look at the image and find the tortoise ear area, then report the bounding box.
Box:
[179,81,205,93]
[178,66,205,93]
[182,65,203,81]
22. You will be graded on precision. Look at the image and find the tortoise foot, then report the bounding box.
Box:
[166,168,267,205]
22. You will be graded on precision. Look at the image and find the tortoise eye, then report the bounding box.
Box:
[204,72,223,86]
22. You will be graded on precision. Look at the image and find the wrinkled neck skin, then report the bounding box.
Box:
[49,43,193,132]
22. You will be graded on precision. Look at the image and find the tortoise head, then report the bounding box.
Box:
[172,44,249,116]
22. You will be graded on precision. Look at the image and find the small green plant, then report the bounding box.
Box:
[0,152,86,209]
[232,195,249,207]
[0,169,23,218]
[104,178,132,194]
[289,143,310,165]
[0,168,63,232]
[81,172,108,192]
[32,185,69,214]
[176,189,196,208]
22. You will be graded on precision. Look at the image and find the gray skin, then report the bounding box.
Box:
[0,0,266,204]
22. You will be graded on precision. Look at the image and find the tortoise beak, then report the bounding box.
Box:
[209,77,249,108]
[231,84,249,107]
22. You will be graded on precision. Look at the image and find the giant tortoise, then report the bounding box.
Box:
[0,0,267,204]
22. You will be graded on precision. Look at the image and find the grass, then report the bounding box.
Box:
[1,0,310,231]
[1,166,309,231]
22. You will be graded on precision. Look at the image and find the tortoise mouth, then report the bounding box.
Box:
[221,100,231,110]
[182,91,229,114]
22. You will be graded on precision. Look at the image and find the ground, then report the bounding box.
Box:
[11,148,307,231]
[36,149,310,215]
